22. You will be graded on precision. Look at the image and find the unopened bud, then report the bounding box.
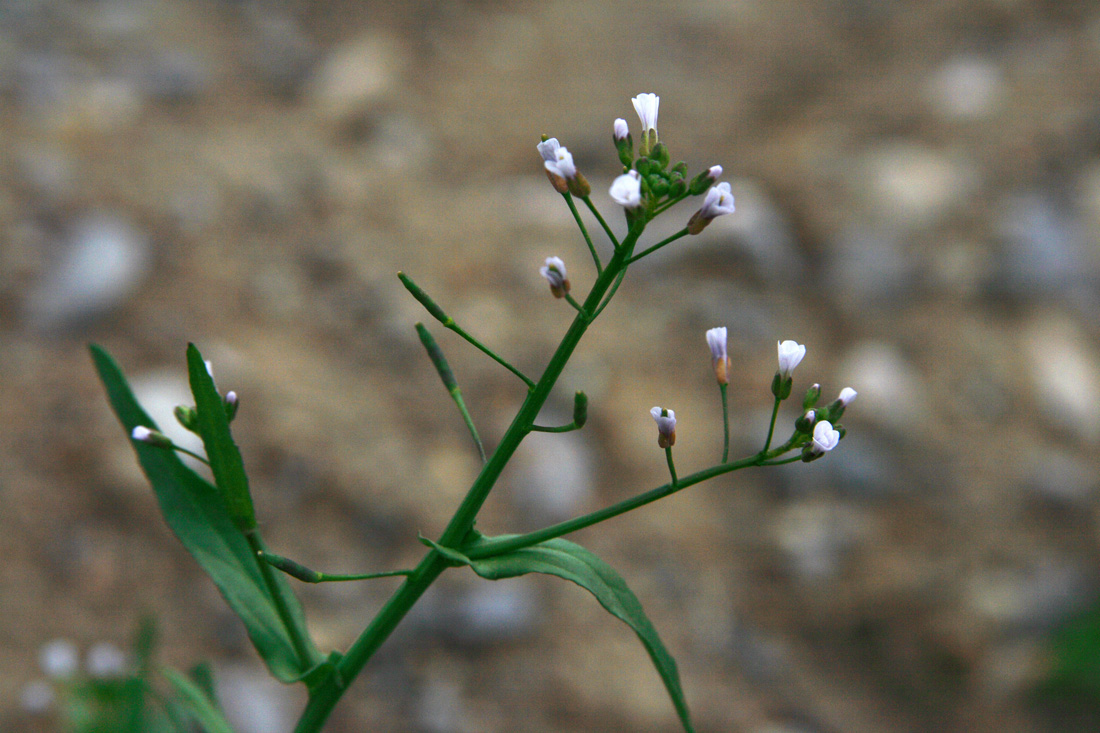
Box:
[573,391,588,428]
[174,405,199,432]
[224,391,240,422]
[650,406,677,448]
[803,383,821,410]
[132,426,173,449]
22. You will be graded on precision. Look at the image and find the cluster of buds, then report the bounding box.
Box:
[537,93,734,232]
[796,382,857,462]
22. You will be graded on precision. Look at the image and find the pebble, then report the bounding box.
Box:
[1023,315,1100,443]
[853,143,978,231]
[773,501,870,583]
[825,225,914,310]
[217,664,304,733]
[991,191,1095,308]
[38,638,79,679]
[926,55,1004,121]
[835,341,930,435]
[19,679,54,714]
[964,560,1091,632]
[23,211,151,331]
[306,32,407,124]
[1023,446,1097,507]
[508,418,595,527]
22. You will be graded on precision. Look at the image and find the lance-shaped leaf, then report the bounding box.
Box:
[90,345,320,682]
[162,669,235,733]
[468,537,694,732]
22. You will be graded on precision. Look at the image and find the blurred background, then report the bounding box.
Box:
[4,0,1100,731]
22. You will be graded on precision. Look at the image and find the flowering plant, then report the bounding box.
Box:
[90,93,854,732]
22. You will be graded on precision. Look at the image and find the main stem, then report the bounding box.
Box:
[294,226,643,732]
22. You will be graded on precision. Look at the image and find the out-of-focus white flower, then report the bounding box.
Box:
[811,420,840,454]
[707,165,723,180]
[777,340,806,378]
[86,642,128,678]
[39,639,79,679]
[837,387,857,407]
[20,680,54,714]
[539,256,570,298]
[706,327,730,385]
[609,170,642,208]
[613,118,629,140]
[544,145,577,179]
[650,406,677,448]
[632,93,659,137]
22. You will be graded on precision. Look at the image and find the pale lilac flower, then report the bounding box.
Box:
[39,639,78,679]
[777,340,806,378]
[837,387,857,407]
[609,170,642,208]
[539,256,570,298]
[536,138,561,164]
[650,406,677,448]
[613,118,629,140]
[544,145,577,179]
[707,165,723,181]
[632,93,659,137]
[706,327,730,385]
[811,420,840,454]
[700,183,736,219]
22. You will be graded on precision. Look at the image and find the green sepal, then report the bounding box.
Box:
[467,536,695,733]
[649,142,670,169]
[802,384,821,409]
[175,405,199,433]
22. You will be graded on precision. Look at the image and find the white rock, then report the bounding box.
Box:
[836,341,930,434]
[39,639,78,679]
[926,55,1004,120]
[24,211,150,330]
[1024,315,1100,442]
[306,32,407,122]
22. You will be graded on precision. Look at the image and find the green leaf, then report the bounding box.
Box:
[162,668,236,733]
[186,344,256,531]
[90,345,320,682]
[468,537,695,732]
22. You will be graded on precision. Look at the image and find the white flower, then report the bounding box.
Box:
[543,145,577,179]
[837,387,857,407]
[707,165,723,180]
[39,639,79,679]
[539,256,570,297]
[706,327,730,385]
[609,170,642,208]
[613,118,630,140]
[632,93,659,137]
[536,138,561,164]
[811,420,840,454]
[132,426,154,443]
[777,340,806,378]
[650,406,677,448]
[699,182,736,220]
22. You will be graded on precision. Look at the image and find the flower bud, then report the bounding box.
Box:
[649,142,670,170]
[688,165,723,195]
[705,327,730,385]
[825,387,857,421]
[224,391,240,422]
[650,406,676,448]
[632,92,659,155]
[174,404,199,432]
[132,426,173,449]
[613,118,634,167]
[539,256,570,298]
[802,383,821,410]
[573,391,588,428]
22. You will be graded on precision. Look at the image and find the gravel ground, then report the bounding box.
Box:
[4,1,1100,731]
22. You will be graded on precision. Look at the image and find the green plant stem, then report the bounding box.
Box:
[651,193,688,218]
[665,446,678,487]
[563,292,587,316]
[530,422,579,433]
[591,267,630,320]
[564,193,602,274]
[294,224,646,732]
[245,531,315,670]
[762,396,781,452]
[719,382,730,463]
[447,321,536,390]
[760,454,803,466]
[581,196,619,250]
[261,552,414,583]
[467,439,799,560]
[171,445,210,466]
[625,228,690,264]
